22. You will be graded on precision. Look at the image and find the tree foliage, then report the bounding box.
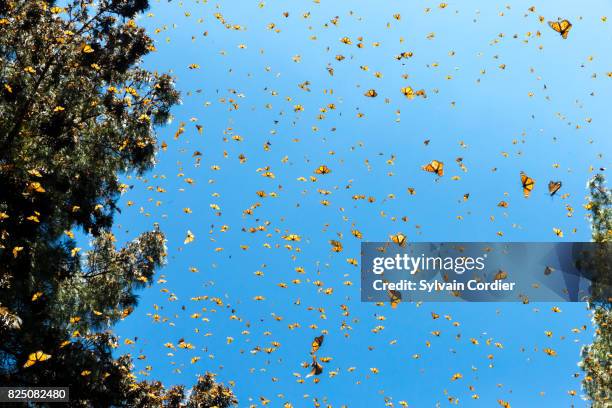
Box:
[580,174,612,407]
[0,1,236,406]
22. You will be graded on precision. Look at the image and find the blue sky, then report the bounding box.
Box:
[107,0,611,406]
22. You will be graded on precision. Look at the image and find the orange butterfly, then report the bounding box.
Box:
[548,19,572,39]
[422,160,444,176]
[497,400,511,408]
[520,172,535,198]
[390,233,407,247]
[548,181,562,196]
[388,289,402,309]
[310,335,324,354]
[23,351,51,368]
[330,240,343,252]
[306,356,323,378]
[494,270,508,280]
[314,165,331,175]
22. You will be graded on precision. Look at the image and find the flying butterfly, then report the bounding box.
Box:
[330,240,343,252]
[548,19,572,39]
[548,181,562,196]
[543,348,557,356]
[23,351,51,368]
[306,356,323,378]
[310,335,324,354]
[390,232,407,247]
[422,160,444,176]
[387,287,402,309]
[520,171,535,198]
[497,400,511,408]
[494,270,508,280]
[314,165,331,175]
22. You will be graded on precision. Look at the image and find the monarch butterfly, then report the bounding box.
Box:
[283,234,301,242]
[422,160,444,176]
[310,335,324,354]
[548,19,572,39]
[306,356,323,378]
[184,230,195,244]
[314,165,331,175]
[497,201,509,208]
[494,270,508,280]
[543,348,557,356]
[330,240,343,252]
[401,86,415,99]
[520,171,535,198]
[497,400,511,408]
[390,233,407,247]
[364,89,378,97]
[548,181,562,196]
[388,289,401,308]
[23,351,51,368]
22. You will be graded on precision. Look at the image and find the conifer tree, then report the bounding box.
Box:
[0,1,236,406]
[580,174,612,407]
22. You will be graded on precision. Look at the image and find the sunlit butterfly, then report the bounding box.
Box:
[548,181,562,196]
[306,356,323,378]
[421,160,444,176]
[330,240,343,252]
[548,19,572,39]
[23,351,51,368]
[520,171,535,198]
[390,233,407,247]
[314,165,331,175]
[388,287,402,309]
[310,335,324,354]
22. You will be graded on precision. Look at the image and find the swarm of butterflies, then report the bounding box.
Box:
[18,1,607,406]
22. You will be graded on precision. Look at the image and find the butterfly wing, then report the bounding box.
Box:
[421,163,433,173]
[433,160,444,176]
[560,20,572,38]
[548,21,562,33]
